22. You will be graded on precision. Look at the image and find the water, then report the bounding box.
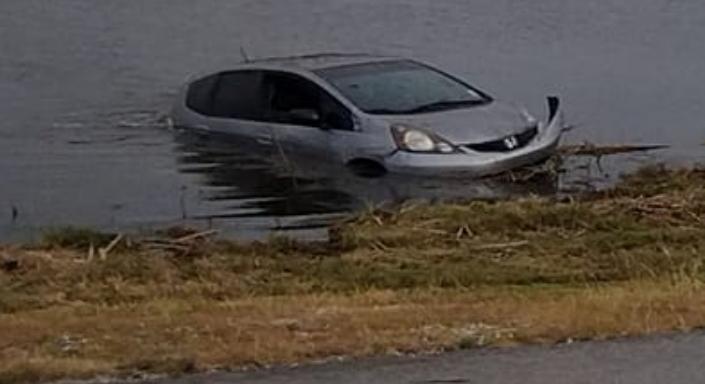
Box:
[1,0,703,241]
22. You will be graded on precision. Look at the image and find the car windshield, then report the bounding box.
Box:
[315,60,491,115]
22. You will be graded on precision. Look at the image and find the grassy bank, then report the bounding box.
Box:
[2,166,705,383]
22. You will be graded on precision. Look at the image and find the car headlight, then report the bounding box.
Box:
[391,124,457,154]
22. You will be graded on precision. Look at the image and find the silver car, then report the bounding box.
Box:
[170,54,563,176]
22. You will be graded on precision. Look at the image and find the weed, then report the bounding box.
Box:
[41,227,115,249]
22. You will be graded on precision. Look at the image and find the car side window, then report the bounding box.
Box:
[211,71,264,120]
[264,72,354,131]
[185,74,218,115]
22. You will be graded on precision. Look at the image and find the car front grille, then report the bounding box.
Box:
[463,126,538,153]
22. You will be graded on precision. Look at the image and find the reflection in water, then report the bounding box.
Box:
[175,131,357,219]
[172,130,560,236]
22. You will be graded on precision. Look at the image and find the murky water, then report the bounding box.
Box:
[1,0,703,241]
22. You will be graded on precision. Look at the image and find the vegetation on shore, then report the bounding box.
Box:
[1,166,705,383]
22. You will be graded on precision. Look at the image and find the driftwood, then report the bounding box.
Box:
[99,234,124,260]
[559,143,669,157]
[456,225,475,240]
[174,229,219,243]
[87,244,95,261]
[129,229,221,256]
[557,143,671,175]
[78,230,218,262]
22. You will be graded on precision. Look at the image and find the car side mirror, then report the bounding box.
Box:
[288,109,321,126]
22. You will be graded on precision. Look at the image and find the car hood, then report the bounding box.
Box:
[377,101,532,144]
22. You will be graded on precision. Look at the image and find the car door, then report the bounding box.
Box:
[262,71,355,162]
[205,70,274,147]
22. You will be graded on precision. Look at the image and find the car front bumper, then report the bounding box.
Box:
[383,97,564,177]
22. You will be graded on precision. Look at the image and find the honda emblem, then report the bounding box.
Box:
[503,135,519,150]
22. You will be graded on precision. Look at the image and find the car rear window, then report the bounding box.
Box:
[211,71,264,120]
[185,74,218,115]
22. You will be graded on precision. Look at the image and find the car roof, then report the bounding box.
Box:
[242,53,403,71]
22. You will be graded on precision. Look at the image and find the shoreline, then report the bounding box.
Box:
[2,165,705,383]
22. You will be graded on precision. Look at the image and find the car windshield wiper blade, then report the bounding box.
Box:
[403,99,488,114]
[365,99,489,115]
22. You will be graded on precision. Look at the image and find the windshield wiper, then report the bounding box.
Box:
[366,99,489,115]
[403,99,489,114]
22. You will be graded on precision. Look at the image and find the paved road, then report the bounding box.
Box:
[160,332,705,384]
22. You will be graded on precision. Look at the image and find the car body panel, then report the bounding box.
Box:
[376,100,533,144]
[383,97,564,176]
[170,55,564,177]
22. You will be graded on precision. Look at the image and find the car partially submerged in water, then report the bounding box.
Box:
[170,54,564,176]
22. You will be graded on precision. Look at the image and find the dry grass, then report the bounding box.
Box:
[3,283,705,383]
[1,165,705,383]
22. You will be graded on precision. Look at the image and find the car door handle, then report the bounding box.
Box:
[256,136,273,145]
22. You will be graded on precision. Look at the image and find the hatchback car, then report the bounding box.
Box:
[170,53,563,176]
